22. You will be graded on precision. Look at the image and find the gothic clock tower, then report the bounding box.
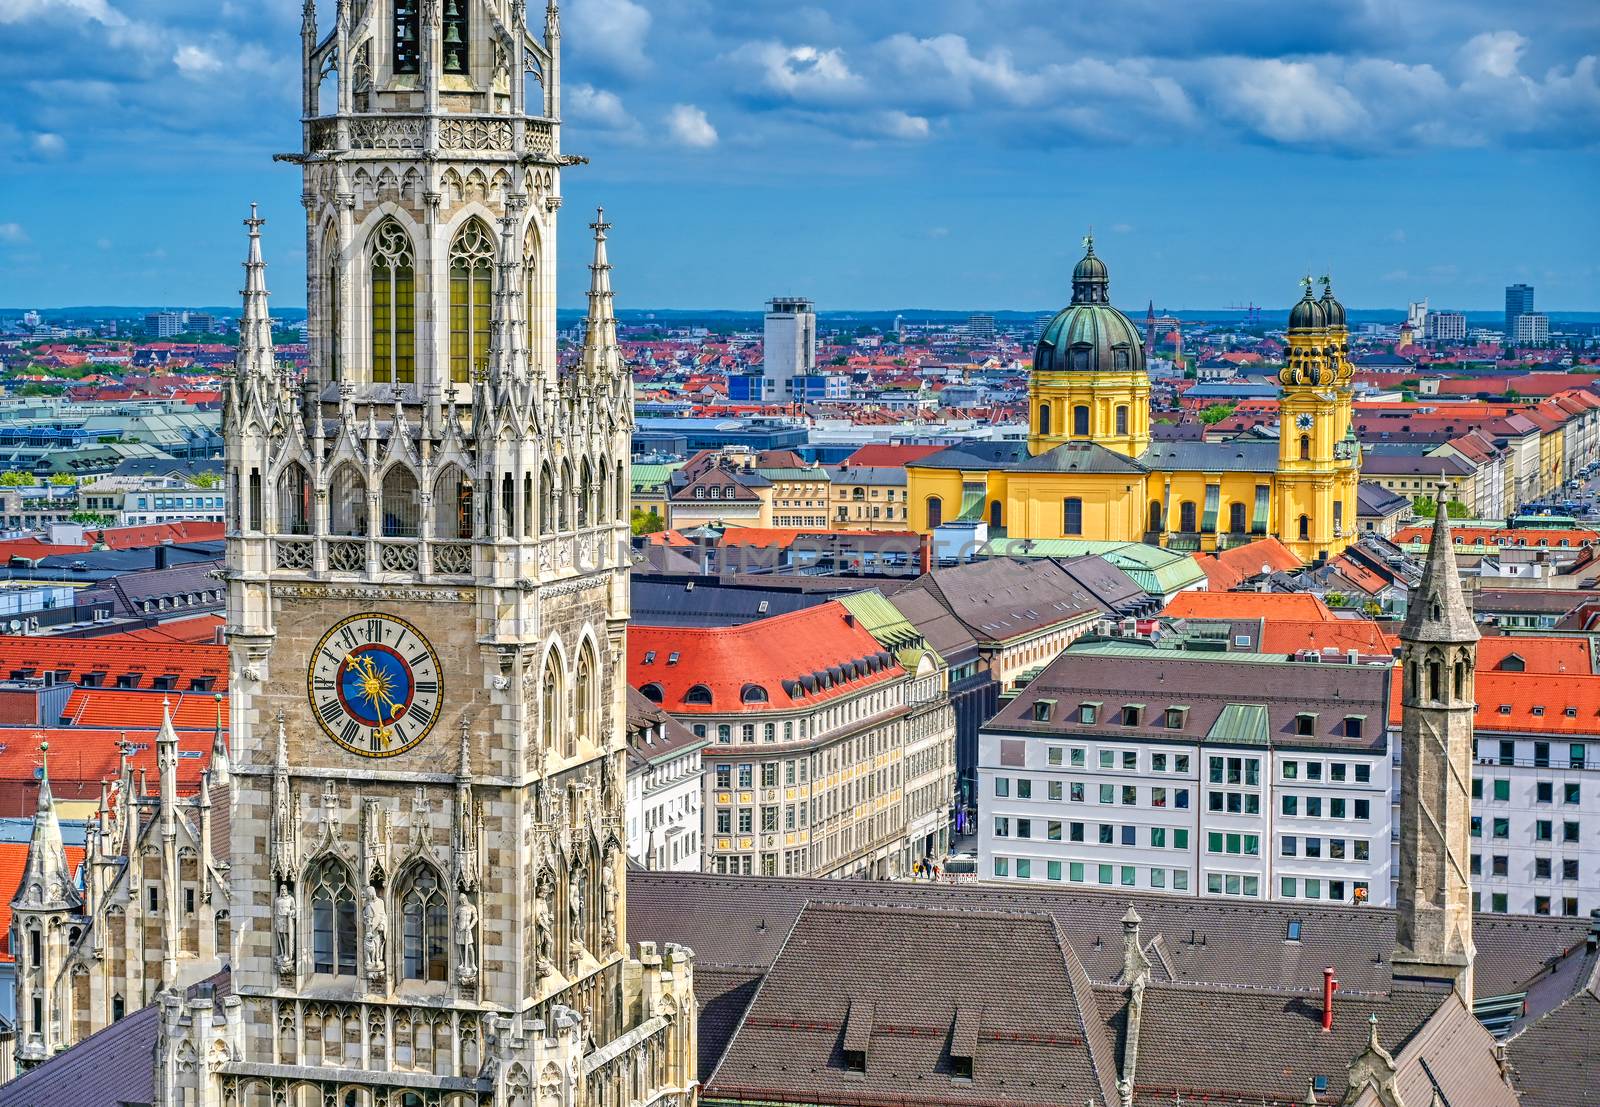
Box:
[158,3,698,1104]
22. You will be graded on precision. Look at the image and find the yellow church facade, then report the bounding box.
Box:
[907,241,1361,564]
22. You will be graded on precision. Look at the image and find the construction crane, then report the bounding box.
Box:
[1226,302,1262,327]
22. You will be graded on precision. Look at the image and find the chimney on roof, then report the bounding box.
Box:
[1321,966,1339,1032]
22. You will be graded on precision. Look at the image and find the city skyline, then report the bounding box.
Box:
[0,0,1596,311]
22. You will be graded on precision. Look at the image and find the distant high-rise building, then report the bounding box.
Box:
[1407,299,1428,333]
[1505,283,1534,336]
[1031,311,1053,344]
[184,311,219,334]
[1424,311,1467,343]
[763,296,816,399]
[1513,312,1549,346]
[966,313,995,340]
[143,310,184,338]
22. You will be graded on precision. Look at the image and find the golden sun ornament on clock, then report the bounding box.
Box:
[308,613,442,757]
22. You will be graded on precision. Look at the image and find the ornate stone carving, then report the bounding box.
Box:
[273,883,296,974]
[455,895,479,984]
[363,886,388,983]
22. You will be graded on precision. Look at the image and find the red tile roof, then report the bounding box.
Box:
[1477,635,1594,675]
[1388,671,1600,734]
[1192,538,1303,591]
[0,726,214,803]
[1394,526,1598,548]
[61,689,228,730]
[843,444,945,467]
[0,635,227,692]
[629,602,904,714]
[88,615,225,645]
[1257,618,1392,657]
[1163,591,1335,622]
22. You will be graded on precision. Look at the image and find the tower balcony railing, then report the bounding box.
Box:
[306,113,554,158]
[268,527,624,584]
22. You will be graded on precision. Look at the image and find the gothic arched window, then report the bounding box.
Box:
[370,219,416,385]
[442,0,468,75]
[381,466,420,538]
[432,466,473,540]
[448,219,495,384]
[322,229,341,380]
[540,462,555,535]
[524,223,542,369]
[578,459,593,528]
[398,863,448,982]
[573,644,596,757]
[542,654,563,753]
[559,460,572,530]
[329,464,368,536]
[308,857,358,976]
[393,0,421,75]
[279,462,312,535]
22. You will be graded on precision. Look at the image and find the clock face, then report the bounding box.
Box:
[1296,413,1314,430]
[308,613,442,758]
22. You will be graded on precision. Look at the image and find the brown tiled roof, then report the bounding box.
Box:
[0,1002,160,1107]
[703,902,1119,1107]
[1503,934,1600,1107]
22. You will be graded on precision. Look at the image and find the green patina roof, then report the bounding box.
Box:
[837,590,945,672]
[956,488,986,521]
[630,462,684,491]
[755,467,832,481]
[983,538,1208,596]
[1207,703,1271,746]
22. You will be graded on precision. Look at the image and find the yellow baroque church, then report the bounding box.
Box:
[907,239,1361,563]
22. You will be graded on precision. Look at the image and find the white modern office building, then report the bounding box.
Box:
[978,640,1395,907]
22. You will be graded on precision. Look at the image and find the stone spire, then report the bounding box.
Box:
[237,204,276,381]
[1395,477,1478,1000]
[580,207,617,382]
[158,700,181,982]
[15,740,80,910]
[1400,482,1479,646]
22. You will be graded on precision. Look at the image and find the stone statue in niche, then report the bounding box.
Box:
[600,858,617,949]
[535,873,555,976]
[456,896,480,983]
[363,886,388,981]
[273,883,296,972]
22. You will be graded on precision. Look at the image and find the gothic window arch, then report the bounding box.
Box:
[329,464,368,536]
[559,460,572,530]
[597,460,609,521]
[579,459,594,528]
[397,862,448,982]
[432,466,473,540]
[307,856,358,976]
[321,227,342,380]
[614,468,625,524]
[541,652,564,753]
[540,462,555,535]
[279,461,312,535]
[381,466,421,538]
[449,219,495,384]
[393,0,420,75]
[573,642,596,757]
[524,222,542,368]
[370,219,416,385]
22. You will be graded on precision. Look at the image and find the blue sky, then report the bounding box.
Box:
[0,0,1596,312]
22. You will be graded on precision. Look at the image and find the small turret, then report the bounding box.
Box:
[14,742,79,913]
[580,208,618,384]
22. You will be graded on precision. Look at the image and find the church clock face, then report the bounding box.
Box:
[307,612,443,758]
[1296,413,1314,430]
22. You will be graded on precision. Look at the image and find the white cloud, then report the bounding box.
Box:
[1459,31,1526,80]
[30,132,65,156]
[0,0,124,26]
[567,83,637,131]
[872,110,930,140]
[174,43,223,77]
[730,41,864,102]
[0,222,27,244]
[665,104,718,148]
[567,0,651,70]
[1200,59,1368,143]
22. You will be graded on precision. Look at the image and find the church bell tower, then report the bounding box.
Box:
[182,3,698,1104]
[1394,486,1478,999]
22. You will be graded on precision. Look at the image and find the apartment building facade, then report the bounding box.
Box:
[979,640,1394,907]
[631,599,956,879]
[624,688,709,872]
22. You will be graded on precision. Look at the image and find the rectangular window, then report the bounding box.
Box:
[1016,859,1032,879]
[994,817,1010,837]
[1047,820,1062,841]
[994,857,1009,877]
[1070,782,1085,802]
[1063,497,1083,535]
[1017,779,1033,800]
[1207,831,1223,854]
[1099,750,1115,769]
[1047,860,1062,881]
[1071,748,1086,767]
[1151,867,1166,888]
[1174,829,1189,850]
[1122,785,1137,806]
[1492,817,1510,839]
[1070,822,1084,842]
[1069,862,1085,882]
[1565,782,1581,805]
[994,777,1010,797]
[1493,779,1511,802]
[1121,865,1136,887]
[1099,784,1114,804]
[1150,827,1167,848]
[1099,824,1114,844]
[1098,864,1113,885]
[1354,799,1370,820]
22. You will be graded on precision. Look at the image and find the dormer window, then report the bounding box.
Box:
[1165,707,1187,730]
[1295,712,1316,736]
[1344,715,1364,739]
[1121,704,1142,727]
[1033,699,1054,723]
[1080,701,1099,725]
[643,651,656,665]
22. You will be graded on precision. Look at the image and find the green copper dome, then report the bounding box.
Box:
[1034,237,1146,375]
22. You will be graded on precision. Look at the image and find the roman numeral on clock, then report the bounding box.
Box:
[340,719,361,748]
[415,680,438,694]
[318,698,343,725]
[409,703,434,729]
